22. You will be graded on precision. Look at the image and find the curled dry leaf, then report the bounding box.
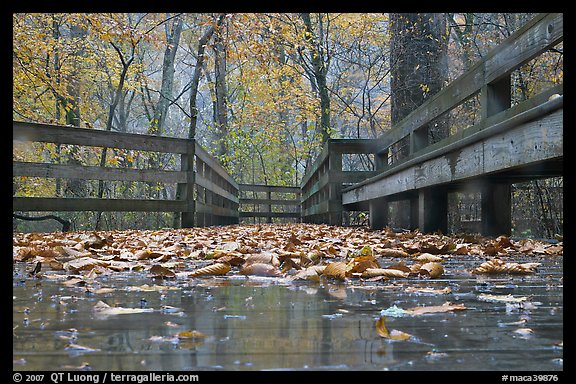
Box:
[418,262,444,278]
[177,330,207,339]
[378,248,410,258]
[292,265,326,282]
[240,262,281,277]
[93,300,153,316]
[472,258,540,275]
[375,317,412,340]
[244,252,279,267]
[149,264,176,278]
[414,253,443,263]
[361,268,409,279]
[189,262,231,277]
[405,301,466,315]
[322,261,347,280]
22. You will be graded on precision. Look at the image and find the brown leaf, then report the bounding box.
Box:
[189,263,231,277]
[379,248,410,258]
[418,262,444,278]
[405,301,466,315]
[414,253,443,263]
[375,317,412,340]
[472,258,540,275]
[322,261,347,280]
[361,268,409,279]
[149,264,176,278]
[244,252,279,266]
[240,263,280,277]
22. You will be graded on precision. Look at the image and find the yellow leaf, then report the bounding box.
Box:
[375,317,412,340]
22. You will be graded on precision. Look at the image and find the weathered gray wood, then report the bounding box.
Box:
[239,212,300,218]
[239,198,300,206]
[369,197,388,230]
[13,121,190,154]
[481,182,512,236]
[195,201,239,218]
[13,197,186,212]
[418,187,448,233]
[194,143,239,189]
[195,174,239,204]
[342,105,562,205]
[238,184,301,194]
[13,161,186,184]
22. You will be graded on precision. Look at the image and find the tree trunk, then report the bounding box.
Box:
[300,13,331,143]
[389,13,449,229]
[213,20,229,160]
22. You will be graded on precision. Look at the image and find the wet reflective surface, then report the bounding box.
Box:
[13,255,562,371]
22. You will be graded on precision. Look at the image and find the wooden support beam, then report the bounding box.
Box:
[481,182,512,236]
[418,187,448,234]
[369,197,388,230]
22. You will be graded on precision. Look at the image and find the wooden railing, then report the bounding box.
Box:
[300,139,378,225]
[301,13,563,234]
[238,184,300,223]
[13,121,239,227]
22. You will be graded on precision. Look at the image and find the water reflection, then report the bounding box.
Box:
[13,257,563,371]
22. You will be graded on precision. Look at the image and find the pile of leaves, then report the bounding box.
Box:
[13,223,562,283]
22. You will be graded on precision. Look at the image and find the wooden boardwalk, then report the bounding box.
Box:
[13,14,562,236]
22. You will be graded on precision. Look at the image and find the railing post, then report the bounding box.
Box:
[179,140,196,228]
[481,75,511,119]
[328,140,342,225]
[418,186,448,234]
[481,182,512,236]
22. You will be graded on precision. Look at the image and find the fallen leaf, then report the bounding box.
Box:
[405,287,452,295]
[375,317,412,340]
[405,301,466,315]
[322,261,347,280]
[93,300,154,316]
[240,262,280,277]
[149,264,176,278]
[472,258,540,274]
[361,268,409,278]
[379,248,410,258]
[418,262,444,278]
[478,294,528,303]
[176,330,207,339]
[189,263,231,277]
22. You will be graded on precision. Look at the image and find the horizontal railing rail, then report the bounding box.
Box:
[238,184,301,222]
[13,121,239,227]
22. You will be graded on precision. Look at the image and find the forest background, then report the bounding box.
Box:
[12,13,563,238]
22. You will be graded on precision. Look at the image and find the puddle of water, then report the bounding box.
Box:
[13,256,563,371]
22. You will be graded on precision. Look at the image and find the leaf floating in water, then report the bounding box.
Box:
[478,294,528,303]
[93,300,154,317]
[375,317,412,340]
[64,343,101,353]
[405,301,466,315]
[380,305,408,318]
[405,287,452,295]
[177,330,207,339]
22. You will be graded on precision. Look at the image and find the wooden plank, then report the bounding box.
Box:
[195,174,239,204]
[238,184,301,195]
[329,139,379,154]
[13,121,190,154]
[345,96,563,195]
[239,198,300,206]
[239,211,300,218]
[343,106,562,205]
[13,197,186,212]
[194,143,239,189]
[195,201,239,218]
[13,162,186,184]
[300,143,330,188]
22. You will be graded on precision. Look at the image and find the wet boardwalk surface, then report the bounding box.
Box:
[13,254,562,371]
